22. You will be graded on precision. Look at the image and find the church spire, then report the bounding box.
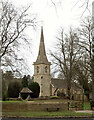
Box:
[34,26,51,65]
[40,26,44,42]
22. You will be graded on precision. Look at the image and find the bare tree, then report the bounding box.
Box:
[0,1,36,76]
[77,16,93,100]
[49,0,90,16]
[79,16,92,58]
[50,27,81,99]
[73,0,90,15]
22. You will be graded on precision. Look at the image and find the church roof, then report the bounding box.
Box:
[51,78,67,89]
[51,78,81,90]
[20,87,33,93]
[34,27,51,65]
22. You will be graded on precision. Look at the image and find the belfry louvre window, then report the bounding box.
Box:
[45,66,47,73]
[37,66,39,73]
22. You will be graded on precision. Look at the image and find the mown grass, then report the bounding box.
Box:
[1,100,27,103]
[84,102,91,110]
[2,111,92,117]
[2,99,68,103]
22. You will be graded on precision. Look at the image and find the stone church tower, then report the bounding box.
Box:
[33,27,51,97]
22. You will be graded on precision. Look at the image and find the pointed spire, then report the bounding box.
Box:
[40,26,44,42]
[34,26,51,65]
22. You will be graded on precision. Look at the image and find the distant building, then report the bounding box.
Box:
[33,27,83,100]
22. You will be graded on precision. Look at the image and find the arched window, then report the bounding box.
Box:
[45,66,47,73]
[37,66,39,73]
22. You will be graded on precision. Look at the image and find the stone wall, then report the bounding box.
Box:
[2,102,68,112]
[73,94,89,101]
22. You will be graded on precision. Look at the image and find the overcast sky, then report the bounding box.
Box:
[8,0,94,76]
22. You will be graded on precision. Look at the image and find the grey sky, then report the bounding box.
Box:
[8,0,94,76]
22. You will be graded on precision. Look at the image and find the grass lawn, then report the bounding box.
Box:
[84,102,91,110]
[2,101,25,103]
[2,111,92,117]
[33,99,69,103]
[2,99,69,103]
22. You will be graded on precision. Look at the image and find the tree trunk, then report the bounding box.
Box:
[92,83,94,100]
[0,58,2,116]
[67,81,71,99]
[92,69,94,100]
[91,57,94,101]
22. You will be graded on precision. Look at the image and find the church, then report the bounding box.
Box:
[33,27,83,99]
[33,26,52,97]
